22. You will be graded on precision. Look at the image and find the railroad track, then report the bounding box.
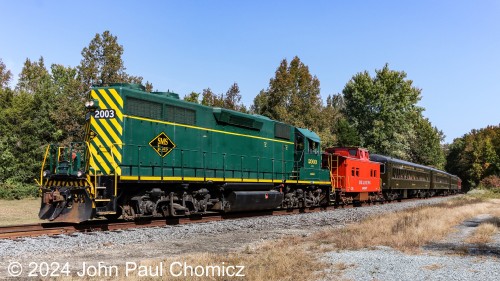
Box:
[0,205,338,240]
[0,197,453,240]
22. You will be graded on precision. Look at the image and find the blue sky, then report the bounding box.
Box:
[1,0,499,143]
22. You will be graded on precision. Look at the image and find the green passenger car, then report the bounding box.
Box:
[370,154,460,200]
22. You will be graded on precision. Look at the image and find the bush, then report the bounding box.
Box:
[0,181,39,200]
[480,175,500,189]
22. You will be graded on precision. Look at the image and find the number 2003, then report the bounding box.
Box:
[307,159,318,165]
[94,109,115,119]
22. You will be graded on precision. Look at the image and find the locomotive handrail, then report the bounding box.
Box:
[120,143,298,181]
[39,144,51,186]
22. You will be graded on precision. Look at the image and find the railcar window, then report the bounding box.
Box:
[127,98,162,120]
[309,140,318,154]
[380,164,386,174]
[348,149,357,157]
[355,168,359,177]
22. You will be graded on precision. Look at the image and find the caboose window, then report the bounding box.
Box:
[348,149,357,157]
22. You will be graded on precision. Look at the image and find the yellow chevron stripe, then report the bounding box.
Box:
[92,137,121,174]
[91,90,123,131]
[89,157,99,174]
[90,118,122,162]
[96,118,122,148]
[89,142,111,174]
[98,89,123,122]
[108,88,124,108]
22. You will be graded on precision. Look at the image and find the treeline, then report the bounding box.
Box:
[446,125,500,190]
[0,30,493,198]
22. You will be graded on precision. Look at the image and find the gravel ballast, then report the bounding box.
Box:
[2,196,497,280]
[323,246,500,281]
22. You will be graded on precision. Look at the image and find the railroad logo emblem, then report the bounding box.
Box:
[149,132,176,157]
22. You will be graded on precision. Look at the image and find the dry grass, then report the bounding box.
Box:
[57,238,326,281]
[56,195,500,280]
[422,263,444,271]
[465,220,499,244]
[310,196,500,252]
[0,198,42,226]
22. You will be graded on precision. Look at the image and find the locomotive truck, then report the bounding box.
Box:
[38,83,460,222]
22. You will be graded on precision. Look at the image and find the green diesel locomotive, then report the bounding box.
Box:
[39,83,331,222]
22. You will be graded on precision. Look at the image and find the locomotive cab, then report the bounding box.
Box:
[293,128,323,181]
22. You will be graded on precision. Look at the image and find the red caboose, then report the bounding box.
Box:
[323,147,382,204]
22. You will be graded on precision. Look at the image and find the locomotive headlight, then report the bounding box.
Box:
[77,170,84,178]
[43,170,51,178]
[85,99,99,109]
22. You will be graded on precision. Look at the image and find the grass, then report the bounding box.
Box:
[0,198,42,226]
[309,196,500,253]
[465,217,500,245]
[57,238,326,281]
[30,193,500,280]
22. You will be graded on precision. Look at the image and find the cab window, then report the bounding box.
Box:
[308,140,318,154]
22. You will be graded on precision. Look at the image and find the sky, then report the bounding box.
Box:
[1,0,499,143]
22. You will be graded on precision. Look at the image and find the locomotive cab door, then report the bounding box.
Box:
[294,133,306,167]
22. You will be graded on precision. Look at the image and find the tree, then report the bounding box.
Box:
[223,83,247,112]
[446,125,500,190]
[0,58,12,89]
[77,30,145,88]
[408,116,445,169]
[201,88,223,107]
[0,58,13,110]
[342,64,423,160]
[183,92,200,103]
[50,64,86,144]
[253,56,322,132]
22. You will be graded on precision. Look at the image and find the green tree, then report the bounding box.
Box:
[201,88,223,107]
[50,64,86,144]
[223,83,247,112]
[253,56,322,132]
[409,116,445,169]
[184,91,200,103]
[0,58,12,89]
[446,125,500,190]
[342,64,423,160]
[78,30,145,88]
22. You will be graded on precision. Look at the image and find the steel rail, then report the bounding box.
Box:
[0,195,458,240]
